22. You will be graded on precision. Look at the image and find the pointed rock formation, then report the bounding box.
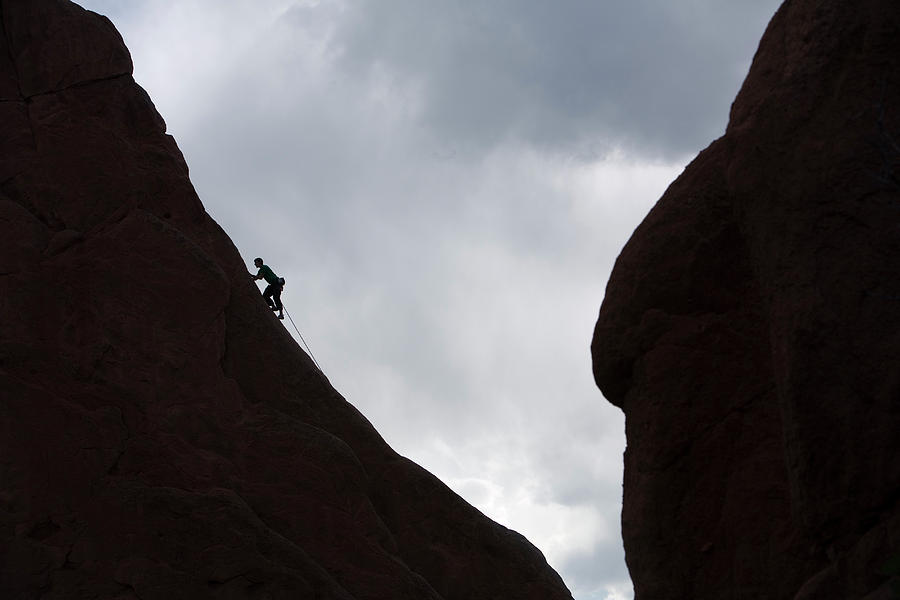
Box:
[0,1,574,598]
[592,0,899,598]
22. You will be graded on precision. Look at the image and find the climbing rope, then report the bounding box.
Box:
[283,306,324,373]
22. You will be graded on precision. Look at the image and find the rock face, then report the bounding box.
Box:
[0,2,574,599]
[592,0,899,598]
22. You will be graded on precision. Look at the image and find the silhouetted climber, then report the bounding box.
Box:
[251,257,285,319]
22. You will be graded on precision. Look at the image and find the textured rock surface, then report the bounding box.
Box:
[0,1,574,599]
[592,0,900,598]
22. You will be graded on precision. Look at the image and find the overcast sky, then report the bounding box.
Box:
[76,1,782,598]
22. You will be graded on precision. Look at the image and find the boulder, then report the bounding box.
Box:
[0,2,573,599]
[592,0,900,598]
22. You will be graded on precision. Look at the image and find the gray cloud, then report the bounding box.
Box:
[562,540,634,600]
[333,0,781,159]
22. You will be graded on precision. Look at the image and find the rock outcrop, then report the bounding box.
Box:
[592,0,899,598]
[0,1,574,599]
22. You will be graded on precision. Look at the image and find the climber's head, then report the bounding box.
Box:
[254,257,263,268]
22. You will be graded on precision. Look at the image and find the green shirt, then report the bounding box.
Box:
[257,265,279,285]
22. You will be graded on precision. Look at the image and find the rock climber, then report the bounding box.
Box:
[251,257,285,319]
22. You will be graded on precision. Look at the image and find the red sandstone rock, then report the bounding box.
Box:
[592,0,900,598]
[0,2,574,599]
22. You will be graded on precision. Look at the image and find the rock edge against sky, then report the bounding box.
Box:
[593,0,899,598]
[0,1,574,598]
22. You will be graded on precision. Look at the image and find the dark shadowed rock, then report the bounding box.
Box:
[0,2,574,599]
[592,0,899,598]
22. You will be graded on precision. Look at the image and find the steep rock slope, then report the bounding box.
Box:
[592,0,899,598]
[0,1,574,599]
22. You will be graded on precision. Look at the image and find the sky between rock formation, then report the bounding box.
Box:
[76,1,781,598]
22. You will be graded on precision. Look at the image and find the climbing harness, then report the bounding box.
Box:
[283,305,324,373]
